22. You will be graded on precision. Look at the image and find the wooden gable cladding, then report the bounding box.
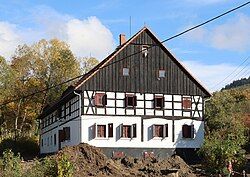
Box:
[77,28,210,97]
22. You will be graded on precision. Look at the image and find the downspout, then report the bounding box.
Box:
[74,91,82,143]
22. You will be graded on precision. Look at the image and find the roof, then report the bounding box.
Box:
[38,27,212,119]
[74,27,211,97]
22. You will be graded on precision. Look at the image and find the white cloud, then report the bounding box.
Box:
[184,14,250,51]
[31,6,115,59]
[0,21,22,59]
[0,6,115,60]
[181,60,250,91]
[66,17,115,59]
[210,14,250,51]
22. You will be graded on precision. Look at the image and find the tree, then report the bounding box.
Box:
[199,89,249,174]
[0,39,81,138]
[80,57,99,74]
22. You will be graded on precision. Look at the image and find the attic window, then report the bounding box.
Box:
[123,68,129,76]
[94,93,107,107]
[142,45,149,57]
[125,94,137,108]
[158,70,166,78]
[154,96,164,109]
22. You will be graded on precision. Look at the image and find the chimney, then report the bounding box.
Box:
[119,34,126,45]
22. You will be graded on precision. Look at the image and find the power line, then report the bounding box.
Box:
[210,56,249,90]
[225,62,250,86]
[0,1,250,107]
[103,1,250,69]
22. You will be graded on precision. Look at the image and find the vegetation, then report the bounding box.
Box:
[199,87,250,174]
[0,39,99,155]
[223,77,250,90]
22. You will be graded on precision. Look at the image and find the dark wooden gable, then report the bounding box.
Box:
[76,28,211,97]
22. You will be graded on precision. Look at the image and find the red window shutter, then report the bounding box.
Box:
[132,124,136,138]
[190,125,195,139]
[108,123,113,137]
[182,125,189,138]
[102,94,107,106]
[124,97,128,107]
[93,123,96,138]
[59,130,65,142]
[182,97,192,109]
[133,96,137,106]
[164,124,168,138]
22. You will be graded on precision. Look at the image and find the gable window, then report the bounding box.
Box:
[94,93,107,107]
[154,96,164,109]
[142,45,149,58]
[123,68,129,76]
[158,70,166,78]
[153,124,168,138]
[182,97,192,110]
[120,124,136,138]
[97,125,106,138]
[182,124,194,138]
[63,127,70,141]
[125,94,137,108]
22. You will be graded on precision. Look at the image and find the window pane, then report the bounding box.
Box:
[159,70,165,78]
[123,68,129,76]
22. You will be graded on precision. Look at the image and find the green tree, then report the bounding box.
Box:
[199,89,248,174]
[0,39,81,138]
[80,57,99,74]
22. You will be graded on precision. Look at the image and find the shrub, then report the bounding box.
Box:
[0,136,39,159]
[0,149,22,177]
[57,154,74,177]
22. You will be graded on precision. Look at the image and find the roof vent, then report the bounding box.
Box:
[119,34,126,46]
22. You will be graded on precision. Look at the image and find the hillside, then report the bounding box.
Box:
[222,77,250,90]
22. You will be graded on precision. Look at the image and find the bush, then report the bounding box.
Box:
[57,154,74,177]
[0,136,39,159]
[0,150,22,177]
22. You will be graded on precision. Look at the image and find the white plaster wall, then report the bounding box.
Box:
[81,116,204,149]
[81,115,141,148]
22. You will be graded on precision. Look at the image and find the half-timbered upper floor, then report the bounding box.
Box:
[38,27,211,131]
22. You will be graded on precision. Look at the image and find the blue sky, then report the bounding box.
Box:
[0,0,250,91]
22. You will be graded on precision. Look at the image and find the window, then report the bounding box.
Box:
[125,94,137,108]
[142,45,149,57]
[54,134,56,146]
[120,124,136,138]
[122,125,131,138]
[153,124,168,138]
[182,124,194,138]
[59,129,65,142]
[123,68,129,76]
[154,96,164,109]
[94,93,107,107]
[63,127,70,141]
[97,125,106,137]
[50,135,52,145]
[56,108,61,119]
[158,70,166,78]
[182,97,192,110]
[108,123,113,138]
[42,139,43,147]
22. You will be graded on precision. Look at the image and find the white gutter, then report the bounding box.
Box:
[74,91,82,143]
